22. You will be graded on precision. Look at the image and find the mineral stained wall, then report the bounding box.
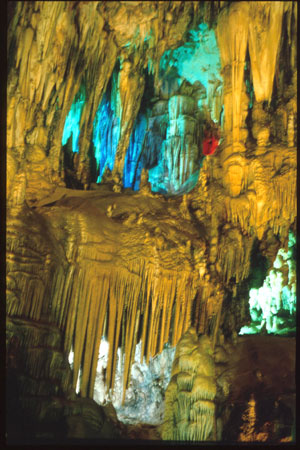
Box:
[6,0,296,443]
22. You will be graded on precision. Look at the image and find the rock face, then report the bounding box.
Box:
[217,335,296,442]
[6,317,123,442]
[6,0,296,443]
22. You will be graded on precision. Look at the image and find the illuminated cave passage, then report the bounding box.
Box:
[6,1,297,444]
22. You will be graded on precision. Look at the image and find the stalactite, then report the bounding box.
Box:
[63,270,82,355]
[58,260,200,402]
[272,170,296,226]
[18,27,34,99]
[106,279,118,393]
[248,1,284,103]
[72,277,93,390]
[159,278,174,354]
[110,276,125,393]
[217,228,254,285]
[140,271,152,364]
[88,275,110,398]
[164,278,177,347]
[51,267,67,324]
[80,279,102,397]
[177,294,187,347]
[57,265,75,329]
[146,272,159,362]
[122,272,141,403]
[150,295,160,358]
[224,195,251,235]
[6,231,216,411]
[172,288,182,347]
[216,2,249,143]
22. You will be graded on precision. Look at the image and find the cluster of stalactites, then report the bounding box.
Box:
[216,1,294,145]
[220,152,296,242]
[7,1,222,202]
[7,1,118,202]
[60,260,199,403]
[6,207,224,405]
[217,227,254,284]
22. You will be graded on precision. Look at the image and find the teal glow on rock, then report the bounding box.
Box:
[239,232,296,336]
[123,113,148,190]
[62,84,86,153]
[159,23,223,121]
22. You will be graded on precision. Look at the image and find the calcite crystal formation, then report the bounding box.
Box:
[6,0,296,443]
[162,329,217,441]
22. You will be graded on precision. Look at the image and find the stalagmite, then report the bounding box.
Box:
[163,329,217,441]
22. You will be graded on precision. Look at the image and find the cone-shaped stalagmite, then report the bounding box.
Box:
[163,329,217,441]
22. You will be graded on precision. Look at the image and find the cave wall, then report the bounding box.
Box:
[6,0,297,442]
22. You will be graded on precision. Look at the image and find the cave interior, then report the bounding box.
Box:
[6,0,297,444]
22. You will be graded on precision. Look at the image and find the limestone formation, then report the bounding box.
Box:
[162,329,217,441]
[6,0,296,444]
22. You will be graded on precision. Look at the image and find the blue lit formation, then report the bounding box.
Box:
[158,23,222,120]
[147,23,223,194]
[62,85,86,153]
[179,23,222,89]
[239,231,296,335]
[93,68,121,182]
[123,113,148,190]
[62,25,223,194]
